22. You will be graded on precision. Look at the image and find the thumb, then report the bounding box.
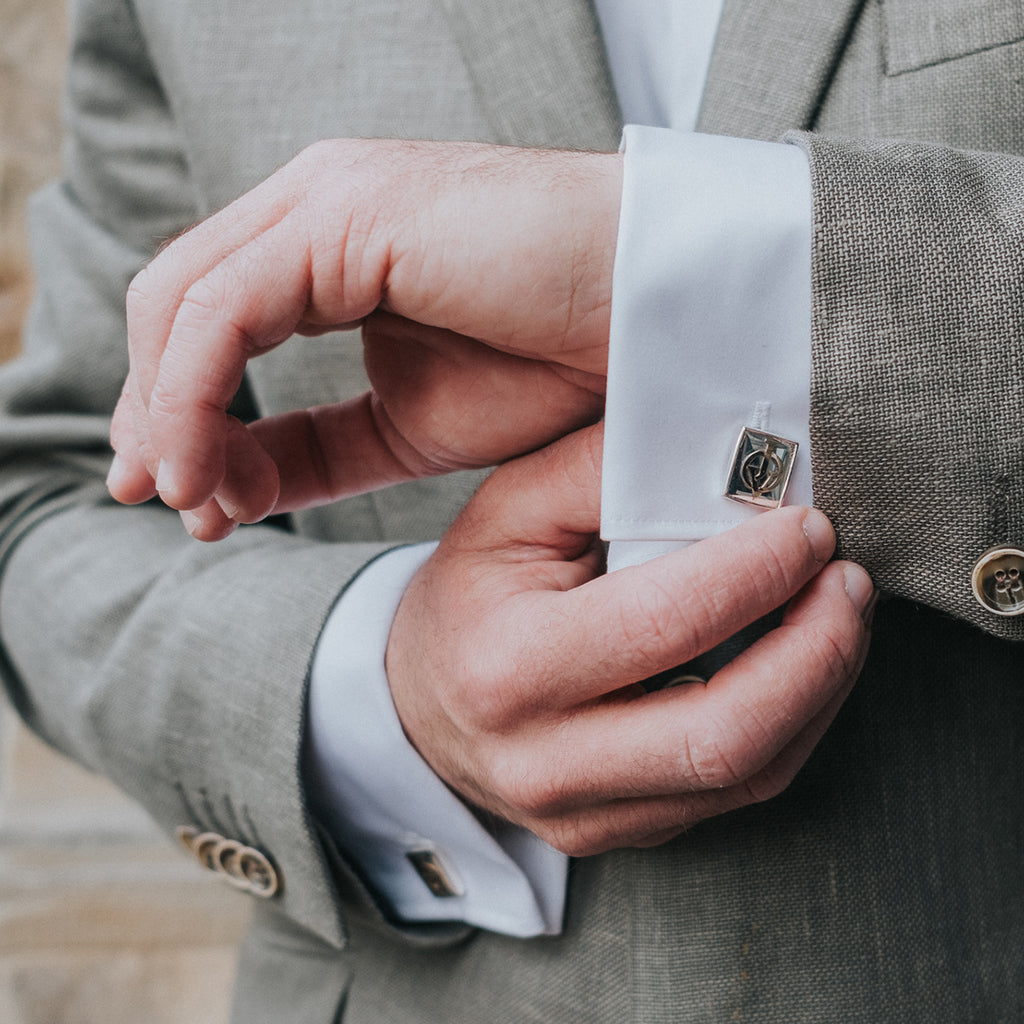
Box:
[445,422,605,558]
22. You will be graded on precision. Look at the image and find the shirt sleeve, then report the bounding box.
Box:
[303,543,568,938]
[601,125,813,571]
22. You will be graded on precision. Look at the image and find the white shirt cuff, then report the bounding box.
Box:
[304,543,567,937]
[601,125,813,567]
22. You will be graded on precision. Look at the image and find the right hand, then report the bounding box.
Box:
[107,139,622,539]
[387,424,874,855]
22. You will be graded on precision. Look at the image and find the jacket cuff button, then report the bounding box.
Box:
[971,547,1024,616]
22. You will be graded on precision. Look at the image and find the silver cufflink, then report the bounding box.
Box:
[725,427,798,510]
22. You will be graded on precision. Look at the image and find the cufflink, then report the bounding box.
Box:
[971,546,1024,616]
[725,427,798,510]
[405,846,462,898]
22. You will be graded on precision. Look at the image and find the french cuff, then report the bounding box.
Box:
[305,542,567,938]
[601,125,813,570]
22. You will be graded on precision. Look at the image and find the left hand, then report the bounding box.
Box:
[386,423,875,852]
[107,139,623,539]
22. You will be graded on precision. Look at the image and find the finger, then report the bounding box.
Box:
[448,422,837,703]
[211,417,280,524]
[107,387,158,504]
[178,498,238,542]
[528,656,863,857]
[124,173,305,412]
[445,420,607,560]
[248,316,605,512]
[490,503,837,711]
[490,561,871,827]
[143,210,321,509]
[249,395,440,513]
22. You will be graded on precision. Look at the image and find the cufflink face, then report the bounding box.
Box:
[971,547,1024,616]
[406,847,462,898]
[725,428,798,510]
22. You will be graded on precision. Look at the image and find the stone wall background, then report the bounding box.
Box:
[0,0,64,361]
[1,3,248,1021]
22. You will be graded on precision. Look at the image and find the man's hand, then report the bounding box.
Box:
[107,140,622,539]
[387,425,874,854]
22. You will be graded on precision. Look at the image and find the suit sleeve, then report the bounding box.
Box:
[0,0,458,949]
[789,131,1024,641]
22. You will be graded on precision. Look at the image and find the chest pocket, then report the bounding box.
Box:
[883,0,1024,74]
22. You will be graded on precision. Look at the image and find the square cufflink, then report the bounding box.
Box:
[406,845,463,898]
[725,427,798,510]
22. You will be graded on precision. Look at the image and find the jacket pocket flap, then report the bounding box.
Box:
[884,0,1024,74]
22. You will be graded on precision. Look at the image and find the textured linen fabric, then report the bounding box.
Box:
[0,0,1022,1021]
[803,133,1024,639]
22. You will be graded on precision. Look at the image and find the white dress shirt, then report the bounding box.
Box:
[305,0,812,937]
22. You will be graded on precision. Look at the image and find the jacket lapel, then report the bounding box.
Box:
[698,0,867,139]
[436,0,622,151]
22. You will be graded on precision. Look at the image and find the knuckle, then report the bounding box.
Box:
[455,666,517,736]
[757,533,802,594]
[493,762,568,820]
[534,819,605,859]
[179,275,230,325]
[293,139,350,191]
[680,714,760,790]
[146,378,183,421]
[739,760,799,806]
[125,270,151,325]
[718,531,802,616]
[147,374,222,425]
[171,277,258,360]
[297,138,333,167]
[802,616,862,687]
[618,579,695,675]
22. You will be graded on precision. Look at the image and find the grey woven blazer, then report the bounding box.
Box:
[1,0,1022,1021]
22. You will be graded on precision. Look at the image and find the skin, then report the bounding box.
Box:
[108,139,621,538]
[386,426,872,854]
[106,139,873,851]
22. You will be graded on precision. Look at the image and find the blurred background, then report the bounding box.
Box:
[0,2,248,1020]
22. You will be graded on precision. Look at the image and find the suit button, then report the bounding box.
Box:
[236,846,280,898]
[212,838,249,887]
[190,830,229,871]
[174,826,281,898]
[971,547,1024,616]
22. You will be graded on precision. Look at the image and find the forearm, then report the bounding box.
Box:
[793,131,1024,638]
[0,445,397,943]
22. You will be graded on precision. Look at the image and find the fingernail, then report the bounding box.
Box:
[155,459,176,497]
[106,453,128,493]
[214,493,239,521]
[843,563,875,621]
[801,509,835,563]
[180,510,202,537]
[861,587,880,628]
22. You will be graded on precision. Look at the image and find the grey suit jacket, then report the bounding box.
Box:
[1,0,1022,1021]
